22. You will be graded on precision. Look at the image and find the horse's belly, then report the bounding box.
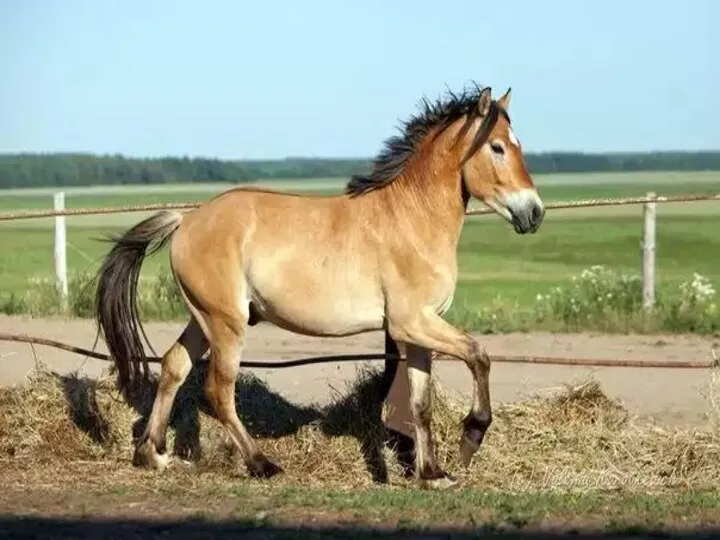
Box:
[253,294,384,336]
[248,277,385,337]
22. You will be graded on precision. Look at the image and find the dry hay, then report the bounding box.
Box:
[2,359,720,494]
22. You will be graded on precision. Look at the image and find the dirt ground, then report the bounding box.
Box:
[1,314,719,426]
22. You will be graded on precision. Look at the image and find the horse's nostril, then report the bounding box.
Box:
[531,205,543,224]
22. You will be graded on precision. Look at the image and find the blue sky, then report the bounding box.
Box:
[0,0,716,160]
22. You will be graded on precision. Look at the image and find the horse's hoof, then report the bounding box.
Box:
[419,471,460,490]
[459,435,480,467]
[132,439,170,471]
[248,456,284,479]
[459,412,491,467]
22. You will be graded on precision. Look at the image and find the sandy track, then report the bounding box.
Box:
[1,315,718,426]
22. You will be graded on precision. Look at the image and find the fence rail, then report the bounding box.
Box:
[0,191,719,222]
[0,331,717,369]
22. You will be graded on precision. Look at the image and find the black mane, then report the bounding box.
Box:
[344,83,509,197]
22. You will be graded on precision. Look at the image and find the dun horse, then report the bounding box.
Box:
[94,85,545,489]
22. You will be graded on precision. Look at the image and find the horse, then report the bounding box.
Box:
[93,84,545,489]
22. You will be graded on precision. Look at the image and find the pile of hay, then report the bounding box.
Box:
[2,361,720,493]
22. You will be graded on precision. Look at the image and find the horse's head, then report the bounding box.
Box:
[457,87,544,234]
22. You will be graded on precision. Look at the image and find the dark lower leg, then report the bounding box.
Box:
[459,346,493,466]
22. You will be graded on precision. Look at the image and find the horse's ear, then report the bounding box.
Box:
[497,87,512,111]
[477,87,492,116]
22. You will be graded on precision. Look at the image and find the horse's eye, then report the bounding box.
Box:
[490,142,505,155]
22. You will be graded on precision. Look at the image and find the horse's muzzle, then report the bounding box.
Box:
[511,201,545,234]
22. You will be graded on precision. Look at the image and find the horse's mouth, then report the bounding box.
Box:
[485,190,545,235]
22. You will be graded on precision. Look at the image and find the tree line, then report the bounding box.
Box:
[0,151,719,189]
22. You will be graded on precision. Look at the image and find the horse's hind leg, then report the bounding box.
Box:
[205,315,283,479]
[134,317,208,470]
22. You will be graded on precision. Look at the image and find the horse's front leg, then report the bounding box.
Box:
[403,343,457,489]
[388,309,492,482]
[457,347,491,466]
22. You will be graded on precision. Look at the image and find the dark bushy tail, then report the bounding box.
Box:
[94,210,183,396]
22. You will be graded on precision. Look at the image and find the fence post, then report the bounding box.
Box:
[642,191,657,310]
[54,192,68,311]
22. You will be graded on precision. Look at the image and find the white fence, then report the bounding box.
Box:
[53,192,68,310]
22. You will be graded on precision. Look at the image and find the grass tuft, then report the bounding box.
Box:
[446,265,720,334]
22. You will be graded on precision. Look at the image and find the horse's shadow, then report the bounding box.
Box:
[58,358,416,484]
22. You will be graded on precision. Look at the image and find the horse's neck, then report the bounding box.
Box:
[375,166,467,256]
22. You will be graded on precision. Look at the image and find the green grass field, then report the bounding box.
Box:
[1,171,719,331]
